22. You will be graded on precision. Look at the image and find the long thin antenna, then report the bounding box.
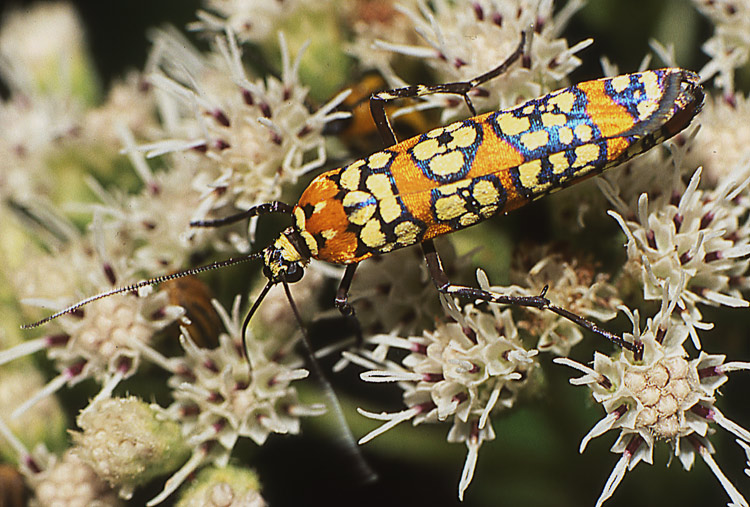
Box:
[21,253,265,329]
[281,278,378,484]
[241,280,274,359]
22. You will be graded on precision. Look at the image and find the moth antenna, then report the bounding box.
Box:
[280,278,378,484]
[240,280,274,359]
[21,252,264,329]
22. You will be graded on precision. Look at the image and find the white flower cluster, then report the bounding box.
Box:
[607,167,750,348]
[2,233,184,419]
[556,294,750,507]
[355,0,591,122]
[350,303,539,499]
[693,0,750,96]
[0,4,342,504]
[148,296,324,504]
[484,252,621,356]
[349,238,473,336]
[142,28,350,235]
[685,92,750,185]
[192,0,310,42]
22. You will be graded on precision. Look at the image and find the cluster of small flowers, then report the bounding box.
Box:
[692,0,750,97]
[686,92,750,185]
[347,301,539,501]
[0,3,92,204]
[607,165,750,348]
[143,26,350,238]
[489,248,621,356]
[555,294,750,507]
[191,0,313,43]
[349,238,474,335]
[351,0,591,122]
[145,296,325,504]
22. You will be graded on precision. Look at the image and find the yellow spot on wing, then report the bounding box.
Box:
[610,75,631,93]
[473,180,500,206]
[342,190,372,207]
[541,112,566,127]
[348,205,376,226]
[394,221,421,245]
[313,201,327,214]
[430,151,466,177]
[437,180,470,196]
[340,163,362,191]
[479,205,497,218]
[294,207,306,227]
[573,144,600,167]
[412,138,441,161]
[435,194,467,221]
[549,151,569,175]
[295,208,319,256]
[637,99,658,120]
[379,196,402,223]
[518,159,546,190]
[549,91,576,113]
[458,213,479,227]
[366,173,394,200]
[448,125,477,148]
[520,130,549,151]
[495,113,530,136]
[639,71,662,102]
[574,123,593,142]
[342,191,376,225]
[361,219,386,248]
[300,231,318,256]
[426,126,446,138]
[368,151,391,169]
[558,126,574,144]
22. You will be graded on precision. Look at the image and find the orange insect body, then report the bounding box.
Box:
[23,66,703,356]
[292,68,703,266]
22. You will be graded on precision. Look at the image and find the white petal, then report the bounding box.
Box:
[712,407,750,442]
[11,370,71,419]
[595,453,630,507]
[699,447,749,507]
[702,290,749,308]
[554,357,598,378]
[361,370,422,382]
[0,337,50,366]
[580,412,619,453]
[721,362,750,373]
[356,407,420,444]
[458,438,480,501]
[478,384,500,430]
[147,449,206,506]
